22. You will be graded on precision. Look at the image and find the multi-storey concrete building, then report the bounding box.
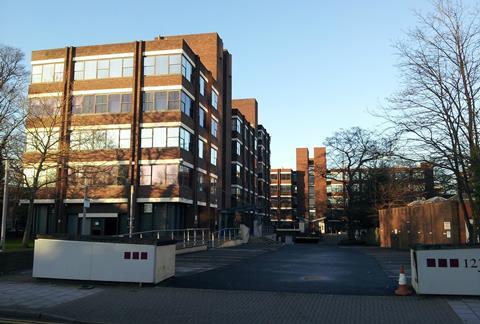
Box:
[229,99,271,232]
[26,33,232,236]
[270,168,297,227]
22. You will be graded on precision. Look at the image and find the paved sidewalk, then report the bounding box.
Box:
[0,286,462,324]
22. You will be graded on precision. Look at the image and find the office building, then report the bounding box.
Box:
[26,33,232,235]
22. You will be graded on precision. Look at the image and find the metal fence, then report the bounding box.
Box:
[115,227,241,249]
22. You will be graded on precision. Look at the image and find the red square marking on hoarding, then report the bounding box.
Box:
[141,252,148,260]
[438,259,447,267]
[132,252,139,260]
[426,258,436,267]
[124,252,131,259]
[449,259,459,268]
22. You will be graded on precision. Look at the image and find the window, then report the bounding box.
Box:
[233,141,241,156]
[25,130,60,152]
[270,173,278,181]
[232,118,242,133]
[74,57,133,80]
[211,147,217,166]
[29,97,61,116]
[140,127,188,149]
[24,167,57,188]
[143,54,182,76]
[140,164,178,186]
[73,93,131,114]
[199,76,206,96]
[179,165,192,187]
[210,177,218,203]
[31,63,64,83]
[198,173,206,192]
[198,139,205,159]
[70,128,130,150]
[142,90,191,115]
[199,108,206,128]
[211,119,218,137]
[181,92,192,116]
[181,56,193,81]
[211,89,218,110]
[179,128,191,151]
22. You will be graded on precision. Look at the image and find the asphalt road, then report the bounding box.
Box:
[163,243,397,295]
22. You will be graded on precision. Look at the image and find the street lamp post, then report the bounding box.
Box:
[0,160,9,251]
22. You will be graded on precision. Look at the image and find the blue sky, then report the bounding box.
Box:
[0,0,460,168]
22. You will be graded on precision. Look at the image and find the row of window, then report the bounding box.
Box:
[33,90,212,118]
[144,54,192,81]
[31,63,64,83]
[70,128,130,150]
[73,93,132,114]
[31,55,219,111]
[74,57,133,80]
[143,90,192,116]
[140,127,191,151]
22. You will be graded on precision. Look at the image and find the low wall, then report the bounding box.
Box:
[0,250,33,274]
[33,238,175,283]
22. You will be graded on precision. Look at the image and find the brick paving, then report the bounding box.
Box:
[33,287,463,324]
[0,281,100,310]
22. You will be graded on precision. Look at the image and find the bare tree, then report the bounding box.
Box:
[383,0,480,243]
[12,94,64,247]
[324,127,396,240]
[0,46,27,161]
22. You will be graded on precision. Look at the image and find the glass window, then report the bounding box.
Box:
[119,129,130,148]
[97,60,109,78]
[141,128,153,148]
[121,94,131,112]
[211,90,218,110]
[95,95,107,113]
[54,63,64,82]
[140,165,152,185]
[181,56,192,81]
[151,165,166,185]
[83,95,94,114]
[42,64,54,82]
[31,65,42,83]
[74,61,84,80]
[155,92,167,111]
[166,165,178,185]
[211,119,218,137]
[144,57,155,76]
[179,128,191,151]
[167,127,179,147]
[179,165,192,187]
[210,177,218,203]
[106,129,119,148]
[153,127,166,147]
[142,92,154,111]
[199,76,206,96]
[199,108,205,128]
[168,91,179,110]
[198,140,204,159]
[211,147,217,166]
[198,173,206,192]
[110,58,122,78]
[181,92,192,116]
[84,61,97,79]
[94,130,107,149]
[155,56,169,75]
[108,94,121,113]
[169,55,181,74]
[122,58,133,77]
